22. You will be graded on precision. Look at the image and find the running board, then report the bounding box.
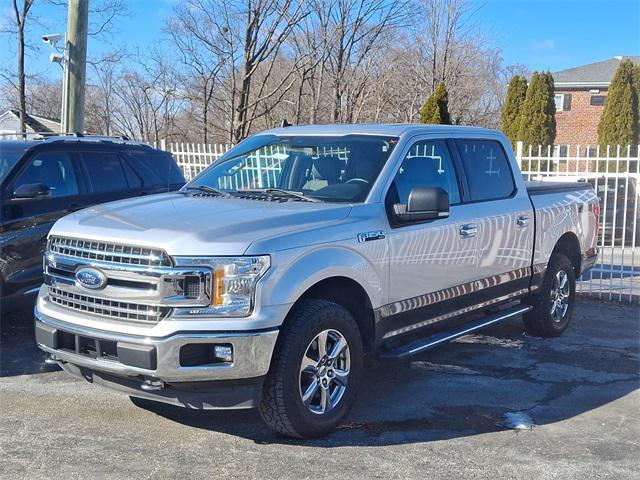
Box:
[378,304,532,361]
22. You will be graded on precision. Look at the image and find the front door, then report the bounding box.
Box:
[382,139,480,339]
[1,150,83,297]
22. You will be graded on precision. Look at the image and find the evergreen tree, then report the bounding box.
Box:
[543,71,557,144]
[420,82,452,124]
[517,71,556,149]
[597,59,640,148]
[500,75,527,146]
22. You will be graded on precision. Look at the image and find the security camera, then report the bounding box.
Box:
[42,33,63,47]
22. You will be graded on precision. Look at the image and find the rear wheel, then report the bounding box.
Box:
[259,299,363,438]
[523,253,576,337]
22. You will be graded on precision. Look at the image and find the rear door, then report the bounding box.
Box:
[0,149,83,297]
[453,138,534,300]
[78,149,144,207]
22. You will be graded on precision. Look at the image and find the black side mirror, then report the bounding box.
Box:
[13,183,51,199]
[394,186,449,223]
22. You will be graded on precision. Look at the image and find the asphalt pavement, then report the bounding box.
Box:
[1,299,638,479]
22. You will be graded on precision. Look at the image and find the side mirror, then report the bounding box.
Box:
[394,186,449,223]
[13,183,51,199]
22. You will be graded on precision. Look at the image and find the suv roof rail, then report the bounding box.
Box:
[0,131,151,146]
[40,133,151,147]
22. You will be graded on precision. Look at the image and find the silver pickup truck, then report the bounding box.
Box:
[35,124,599,438]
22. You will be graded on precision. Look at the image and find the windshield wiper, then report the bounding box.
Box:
[238,188,320,203]
[180,185,231,197]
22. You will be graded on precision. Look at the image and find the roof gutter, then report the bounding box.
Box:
[554,81,610,88]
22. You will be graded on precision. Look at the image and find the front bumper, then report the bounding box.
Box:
[35,309,279,383]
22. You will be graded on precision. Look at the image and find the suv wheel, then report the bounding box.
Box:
[259,299,363,438]
[523,253,576,337]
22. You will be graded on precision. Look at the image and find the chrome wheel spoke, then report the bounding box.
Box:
[332,368,349,386]
[300,354,317,375]
[328,336,347,359]
[320,387,332,413]
[558,272,568,290]
[316,331,328,358]
[302,379,319,404]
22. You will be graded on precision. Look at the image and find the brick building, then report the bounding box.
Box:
[553,56,639,148]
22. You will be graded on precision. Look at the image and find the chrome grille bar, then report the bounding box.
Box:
[48,286,170,324]
[48,236,170,267]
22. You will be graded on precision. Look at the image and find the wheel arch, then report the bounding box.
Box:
[551,232,582,277]
[286,276,376,352]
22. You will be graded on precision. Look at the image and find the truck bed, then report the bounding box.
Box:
[525,181,592,195]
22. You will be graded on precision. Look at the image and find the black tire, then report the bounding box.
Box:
[523,253,576,337]
[259,299,363,438]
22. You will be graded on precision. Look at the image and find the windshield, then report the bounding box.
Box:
[0,148,27,183]
[188,134,398,202]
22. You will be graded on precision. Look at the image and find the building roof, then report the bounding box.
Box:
[262,123,498,138]
[553,56,640,88]
[0,109,61,133]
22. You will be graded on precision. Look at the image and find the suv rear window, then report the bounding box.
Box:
[125,151,184,189]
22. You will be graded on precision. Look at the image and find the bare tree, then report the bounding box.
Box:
[323,0,410,122]
[165,0,310,143]
[7,0,35,134]
[110,51,182,143]
[0,0,126,135]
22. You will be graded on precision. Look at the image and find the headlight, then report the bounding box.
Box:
[172,256,270,317]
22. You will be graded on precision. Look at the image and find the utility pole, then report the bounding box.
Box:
[64,0,88,133]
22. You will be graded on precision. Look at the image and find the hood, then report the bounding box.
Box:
[51,193,352,256]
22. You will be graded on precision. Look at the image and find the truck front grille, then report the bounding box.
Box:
[48,236,170,267]
[47,287,170,324]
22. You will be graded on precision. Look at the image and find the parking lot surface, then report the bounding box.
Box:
[1,299,638,480]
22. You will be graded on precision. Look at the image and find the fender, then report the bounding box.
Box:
[257,243,387,311]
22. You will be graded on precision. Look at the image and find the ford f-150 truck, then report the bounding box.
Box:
[35,124,599,438]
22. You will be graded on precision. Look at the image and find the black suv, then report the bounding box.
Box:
[0,136,185,314]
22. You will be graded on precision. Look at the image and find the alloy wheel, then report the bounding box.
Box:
[550,269,570,322]
[298,329,351,415]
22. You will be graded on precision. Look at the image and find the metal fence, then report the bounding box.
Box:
[159,139,231,181]
[161,139,640,302]
[516,141,640,302]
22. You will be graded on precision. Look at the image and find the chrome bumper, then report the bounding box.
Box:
[35,309,278,382]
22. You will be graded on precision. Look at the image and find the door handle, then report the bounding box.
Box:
[460,224,478,237]
[516,216,530,227]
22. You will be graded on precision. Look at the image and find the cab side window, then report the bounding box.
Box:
[456,140,515,201]
[14,152,79,198]
[392,140,461,205]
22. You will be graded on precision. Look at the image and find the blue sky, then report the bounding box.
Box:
[1,0,638,78]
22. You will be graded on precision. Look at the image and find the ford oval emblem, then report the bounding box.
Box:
[75,267,107,290]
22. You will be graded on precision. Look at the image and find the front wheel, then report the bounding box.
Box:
[523,253,576,337]
[259,299,363,438]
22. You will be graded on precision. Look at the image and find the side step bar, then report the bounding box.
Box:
[378,304,532,360]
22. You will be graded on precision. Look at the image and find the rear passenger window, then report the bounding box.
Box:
[82,152,129,193]
[122,159,143,188]
[456,140,515,201]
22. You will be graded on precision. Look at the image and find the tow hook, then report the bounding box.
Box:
[141,379,164,391]
[44,355,59,365]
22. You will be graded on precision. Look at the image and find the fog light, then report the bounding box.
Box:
[214,344,233,363]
